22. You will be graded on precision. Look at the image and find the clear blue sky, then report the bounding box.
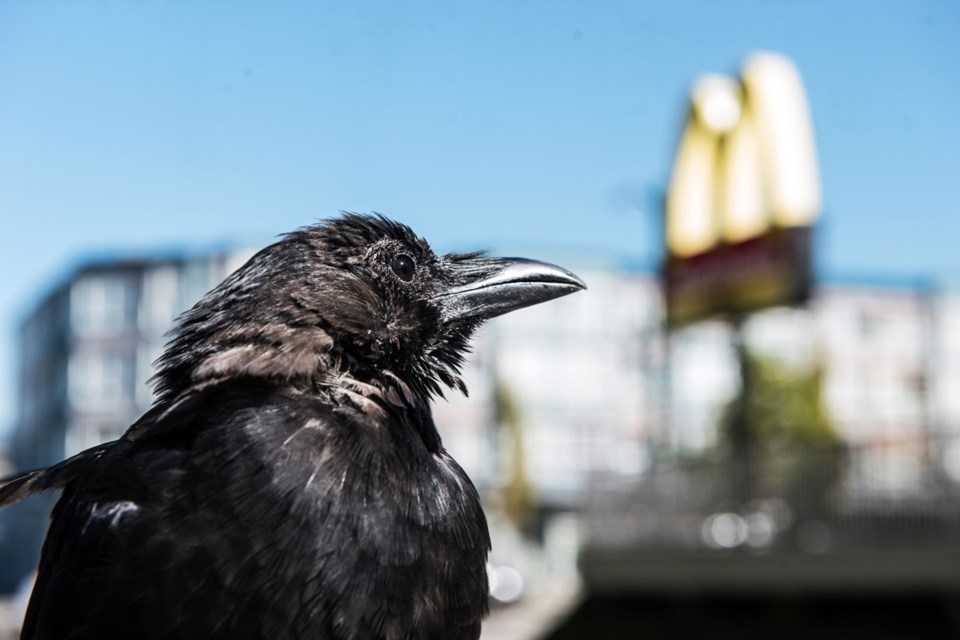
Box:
[0,1,957,435]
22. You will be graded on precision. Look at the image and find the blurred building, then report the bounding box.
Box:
[3,245,960,595]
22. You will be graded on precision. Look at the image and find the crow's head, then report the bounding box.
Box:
[154,213,585,404]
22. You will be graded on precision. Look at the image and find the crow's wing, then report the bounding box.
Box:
[19,383,339,640]
[0,446,114,507]
[21,448,199,640]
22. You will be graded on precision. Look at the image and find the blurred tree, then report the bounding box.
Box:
[493,377,537,534]
[721,348,841,452]
[719,347,846,518]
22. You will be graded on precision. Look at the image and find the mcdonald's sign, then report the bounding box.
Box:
[662,52,821,327]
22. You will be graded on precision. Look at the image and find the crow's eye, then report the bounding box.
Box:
[391,255,416,282]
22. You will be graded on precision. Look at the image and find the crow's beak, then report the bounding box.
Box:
[436,257,586,323]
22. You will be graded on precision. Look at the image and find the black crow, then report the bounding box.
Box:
[0,214,585,640]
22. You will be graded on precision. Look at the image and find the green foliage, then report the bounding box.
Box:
[721,349,841,451]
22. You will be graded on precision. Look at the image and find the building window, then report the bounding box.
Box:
[71,273,137,335]
[68,351,133,411]
[139,266,180,336]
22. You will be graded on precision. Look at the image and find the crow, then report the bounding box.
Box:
[0,214,585,640]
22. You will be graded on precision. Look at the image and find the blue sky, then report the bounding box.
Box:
[0,0,957,435]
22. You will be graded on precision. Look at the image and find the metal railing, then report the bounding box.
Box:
[583,435,960,556]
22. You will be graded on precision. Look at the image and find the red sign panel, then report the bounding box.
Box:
[662,227,812,327]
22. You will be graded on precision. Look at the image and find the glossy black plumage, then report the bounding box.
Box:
[0,214,585,640]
